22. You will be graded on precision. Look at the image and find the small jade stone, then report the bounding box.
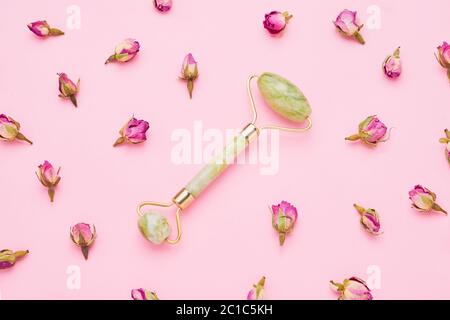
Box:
[257,72,312,122]
[138,212,171,245]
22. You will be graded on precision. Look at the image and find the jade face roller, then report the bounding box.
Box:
[137,72,313,245]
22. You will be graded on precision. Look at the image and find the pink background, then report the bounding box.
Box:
[1,0,450,300]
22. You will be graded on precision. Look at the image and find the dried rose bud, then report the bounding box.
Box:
[247,276,265,300]
[58,73,80,107]
[0,249,29,270]
[105,38,140,64]
[113,117,150,147]
[439,129,450,164]
[271,201,298,246]
[333,9,365,45]
[409,185,447,215]
[131,288,159,300]
[27,20,64,37]
[435,42,450,81]
[354,204,382,235]
[138,212,171,245]
[180,53,198,99]
[154,0,172,12]
[70,223,96,260]
[0,114,33,144]
[36,161,61,202]
[383,47,402,79]
[263,11,292,35]
[345,115,389,146]
[330,277,373,300]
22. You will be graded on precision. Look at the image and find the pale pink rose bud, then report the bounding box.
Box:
[330,277,373,300]
[345,115,389,146]
[263,11,292,35]
[70,223,96,260]
[439,129,450,164]
[0,249,29,270]
[383,47,402,79]
[409,185,447,215]
[154,0,172,12]
[333,9,365,45]
[131,288,159,300]
[436,42,450,68]
[271,201,298,246]
[105,38,140,64]
[27,20,64,37]
[247,276,265,300]
[180,53,199,99]
[354,204,382,235]
[58,73,80,107]
[0,114,33,144]
[113,117,150,147]
[36,161,61,202]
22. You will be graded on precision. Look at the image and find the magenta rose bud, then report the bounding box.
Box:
[0,114,33,144]
[354,204,382,235]
[263,11,292,35]
[330,277,373,300]
[131,288,159,300]
[439,129,450,164]
[58,73,80,107]
[36,161,61,202]
[105,38,140,64]
[435,42,450,81]
[271,201,298,246]
[70,223,96,260]
[27,20,64,37]
[0,249,29,270]
[409,185,447,215]
[180,53,199,99]
[113,117,150,147]
[333,9,365,45]
[154,0,172,12]
[345,115,389,146]
[383,47,402,79]
[247,276,265,300]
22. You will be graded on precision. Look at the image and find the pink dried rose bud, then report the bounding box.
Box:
[36,161,61,202]
[345,115,389,146]
[154,0,172,12]
[409,185,447,215]
[0,114,33,144]
[113,117,150,147]
[27,20,64,37]
[180,53,199,99]
[263,11,292,35]
[271,201,298,246]
[58,73,80,107]
[435,42,450,81]
[439,129,450,164]
[383,47,402,79]
[105,38,140,64]
[247,276,265,300]
[0,249,29,270]
[354,204,382,235]
[330,277,373,300]
[131,288,159,300]
[333,9,365,45]
[70,223,96,260]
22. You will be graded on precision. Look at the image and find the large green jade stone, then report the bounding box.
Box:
[257,72,312,122]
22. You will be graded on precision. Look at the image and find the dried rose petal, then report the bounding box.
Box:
[345,115,389,146]
[113,117,150,147]
[334,10,365,44]
[36,160,61,202]
[70,223,96,260]
[247,276,265,300]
